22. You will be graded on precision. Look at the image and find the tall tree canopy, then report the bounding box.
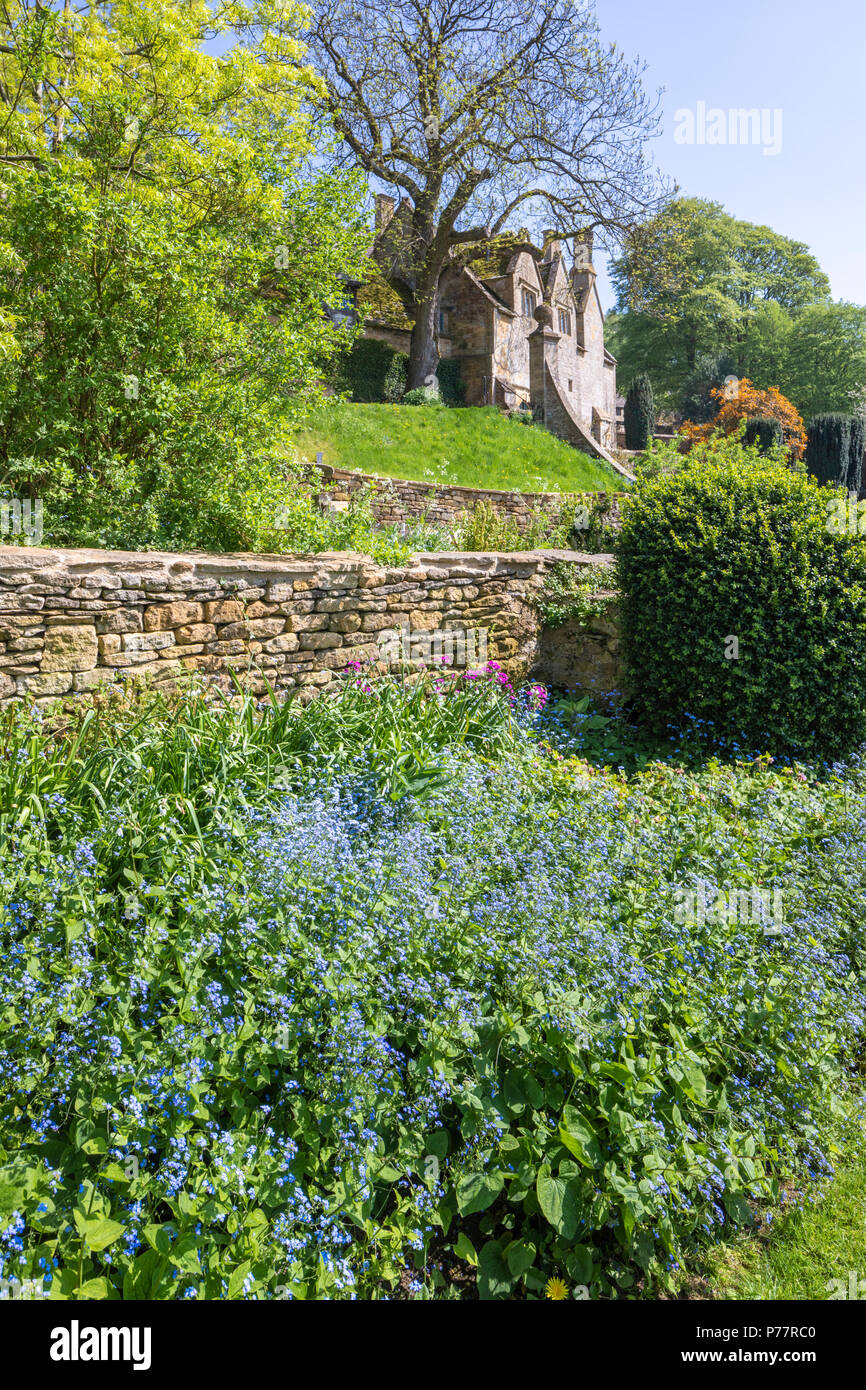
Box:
[783,302,866,422]
[608,198,830,395]
[0,0,368,550]
[606,198,843,414]
[307,0,668,387]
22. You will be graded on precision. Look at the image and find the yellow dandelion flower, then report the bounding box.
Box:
[545,1277,569,1300]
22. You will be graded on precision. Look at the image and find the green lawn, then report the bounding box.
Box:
[291,401,623,493]
[687,1124,866,1300]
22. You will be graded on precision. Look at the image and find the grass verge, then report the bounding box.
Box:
[292,401,623,494]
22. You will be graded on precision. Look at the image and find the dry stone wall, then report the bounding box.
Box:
[0,545,622,705]
[313,460,628,534]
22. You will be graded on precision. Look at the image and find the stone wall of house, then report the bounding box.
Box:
[312,460,628,533]
[0,545,622,706]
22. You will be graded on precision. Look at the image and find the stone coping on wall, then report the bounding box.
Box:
[0,544,620,705]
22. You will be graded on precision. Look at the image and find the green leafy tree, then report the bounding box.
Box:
[308,0,668,389]
[678,352,737,423]
[741,301,793,392]
[609,199,830,403]
[782,302,866,423]
[0,0,369,550]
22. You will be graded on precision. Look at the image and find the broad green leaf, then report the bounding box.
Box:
[456,1170,504,1217]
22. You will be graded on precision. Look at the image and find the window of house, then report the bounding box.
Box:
[521,288,537,318]
[568,380,573,393]
[438,309,447,334]
[558,308,571,336]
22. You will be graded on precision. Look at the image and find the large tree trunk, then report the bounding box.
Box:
[407,278,440,390]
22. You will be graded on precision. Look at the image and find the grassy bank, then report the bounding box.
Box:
[687,1134,866,1300]
[292,401,623,493]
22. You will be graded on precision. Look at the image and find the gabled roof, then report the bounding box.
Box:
[453,263,516,315]
[451,230,532,279]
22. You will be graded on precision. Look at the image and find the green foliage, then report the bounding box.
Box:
[743,416,783,454]
[536,561,615,626]
[455,494,617,553]
[435,357,465,407]
[805,414,852,488]
[455,499,562,550]
[0,1,370,553]
[617,447,866,758]
[609,198,831,404]
[402,385,443,407]
[608,199,866,423]
[848,416,865,497]
[695,1125,866,1300]
[623,373,655,449]
[332,337,408,403]
[679,352,738,423]
[783,303,866,422]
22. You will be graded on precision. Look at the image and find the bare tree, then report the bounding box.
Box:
[307,0,669,388]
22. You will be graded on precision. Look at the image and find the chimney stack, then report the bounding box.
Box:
[541,229,562,261]
[573,229,595,272]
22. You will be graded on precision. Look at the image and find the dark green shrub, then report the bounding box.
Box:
[848,415,865,496]
[624,372,655,449]
[617,453,866,758]
[334,337,408,402]
[743,415,783,453]
[435,356,465,406]
[805,413,851,487]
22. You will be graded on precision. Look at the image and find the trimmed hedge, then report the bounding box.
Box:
[436,356,465,407]
[617,455,866,758]
[333,337,408,403]
[806,413,851,487]
[743,415,783,453]
[624,372,655,450]
[848,415,865,496]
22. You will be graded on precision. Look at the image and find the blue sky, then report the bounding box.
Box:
[592,0,866,312]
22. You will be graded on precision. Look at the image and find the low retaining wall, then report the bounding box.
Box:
[313,460,627,535]
[0,545,622,705]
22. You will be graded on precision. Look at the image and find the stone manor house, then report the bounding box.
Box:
[334,194,622,466]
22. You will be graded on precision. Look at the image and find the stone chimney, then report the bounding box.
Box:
[541,229,562,262]
[374,193,396,233]
[573,230,595,273]
[571,233,596,350]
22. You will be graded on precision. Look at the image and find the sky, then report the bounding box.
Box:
[592,0,866,312]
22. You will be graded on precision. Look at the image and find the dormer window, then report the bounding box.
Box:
[558,308,571,336]
[521,288,537,318]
